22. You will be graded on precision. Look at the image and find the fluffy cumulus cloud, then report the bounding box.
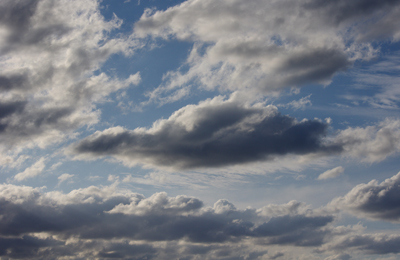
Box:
[333,119,400,163]
[69,95,342,169]
[0,0,140,163]
[330,172,400,222]
[134,0,400,104]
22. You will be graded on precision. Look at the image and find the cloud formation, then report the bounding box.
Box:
[0,183,338,259]
[70,93,400,170]
[70,95,341,169]
[333,119,400,163]
[1,174,400,259]
[318,166,344,180]
[331,172,400,222]
[14,157,46,181]
[133,0,399,104]
[0,0,140,163]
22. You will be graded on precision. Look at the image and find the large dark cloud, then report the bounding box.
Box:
[70,97,341,169]
[71,96,400,170]
[330,171,400,222]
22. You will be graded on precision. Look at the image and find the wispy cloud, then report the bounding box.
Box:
[14,157,46,181]
[318,166,344,180]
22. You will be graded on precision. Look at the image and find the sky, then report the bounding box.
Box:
[1,0,400,259]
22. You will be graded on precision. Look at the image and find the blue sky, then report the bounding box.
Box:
[1,0,400,259]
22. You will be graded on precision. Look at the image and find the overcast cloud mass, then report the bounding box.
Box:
[1,0,400,259]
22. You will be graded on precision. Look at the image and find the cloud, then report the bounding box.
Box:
[133,0,399,104]
[69,95,341,169]
[1,177,400,258]
[69,91,400,170]
[330,172,400,222]
[279,94,312,111]
[333,119,400,163]
[57,173,74,186]
[0,182,339,259]
[318,166,344,180]
[14,157,46,181]
[324,233,400,255]
[0,0,141,161]
[343,53,400,109]
[324,254,352,260]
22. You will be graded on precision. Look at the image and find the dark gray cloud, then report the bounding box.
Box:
[70,97,341,169]
[0,101,26,119]
[0,73,30,91]
[71,97,400,170]
[304,0,400,24]
[0,0,39,31]
[279,48,351,86]
[0,236,62,259]
[330,171,400,222]
[0,183,337,259]
[0,0,71,54]
[303,0,400,42]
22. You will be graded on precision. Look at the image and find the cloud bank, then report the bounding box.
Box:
[2,172,400,259]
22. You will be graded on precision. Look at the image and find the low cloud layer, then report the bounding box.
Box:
[2,173,400,259]
[70,96,341,169]
[0,183,336,259]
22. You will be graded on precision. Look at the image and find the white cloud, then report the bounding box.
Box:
[333,119,400,163]
[281,94,313,111]
[57,173,74,186]
[133,0,400,105]
[330,172,400,222]
[318,166,344,180]
[14,157,46,181]
[0,0,141,160]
